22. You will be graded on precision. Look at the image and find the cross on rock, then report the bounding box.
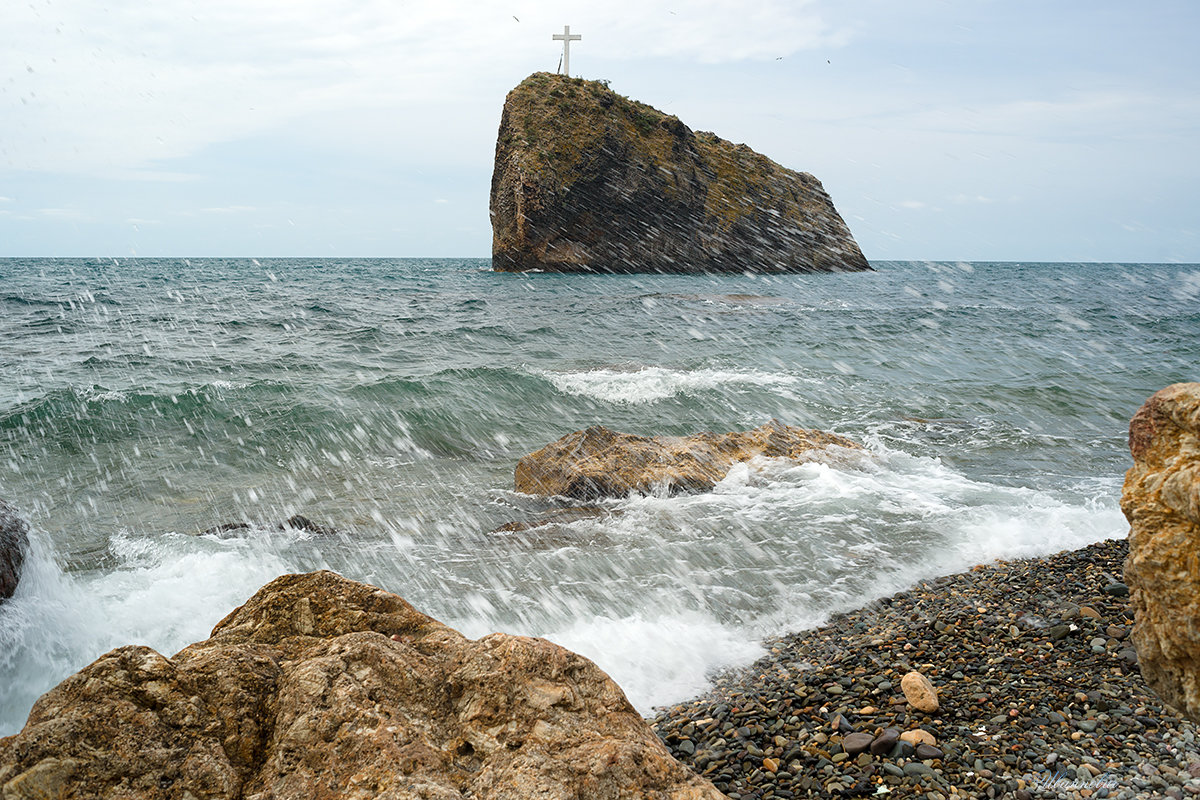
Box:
[552,25,581,77]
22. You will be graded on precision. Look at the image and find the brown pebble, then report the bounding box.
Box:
[900,729,937,746]
[901,671,940,713]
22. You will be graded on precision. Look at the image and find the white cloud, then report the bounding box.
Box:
[1,0,843,178]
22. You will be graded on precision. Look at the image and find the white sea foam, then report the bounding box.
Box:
[543,366,800,404]
[596,441,1126,658]
[0,441,1128,732]
[539,612,765,714]
[0,526,315,735]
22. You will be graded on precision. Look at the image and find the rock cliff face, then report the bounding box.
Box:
[515,421,859,500]
[0,570,725,799]
[0,499,29,603]
[1122,382,1200,723]
[490,72,869,274]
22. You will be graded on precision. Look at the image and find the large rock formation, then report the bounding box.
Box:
[0,570,725,800]
[1122,382,1200,723]
[490,72,869,274]
[515,420,858,500]
[0,499,29,603]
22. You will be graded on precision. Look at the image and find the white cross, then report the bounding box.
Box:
[552,25,581,77]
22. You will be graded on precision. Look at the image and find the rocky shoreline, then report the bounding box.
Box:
[651,537,1200,799]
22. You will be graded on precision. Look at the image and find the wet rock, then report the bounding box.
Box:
[0,499,30,602]
[901,670,940,713]
[842,732,875,756]
[914,743,944,760]
[491,72,870,274]
[1122,382,1200,722]
[490,506,607,534]
[0,571,724,799]
[201,516,339,537]
[515,420,859,500]
[870,727,900,756]
[279,514,337,536]
[202,521,252,535]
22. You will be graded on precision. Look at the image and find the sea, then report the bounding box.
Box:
[0,257,1196,735]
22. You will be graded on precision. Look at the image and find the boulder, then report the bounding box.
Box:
[0,570,725,800]
[490,72,870,274]
[0,499,29,603]
[515,420,859,500]
[1122,382,1200,722]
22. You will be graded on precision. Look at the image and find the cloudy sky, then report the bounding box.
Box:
[3,0,1197,262]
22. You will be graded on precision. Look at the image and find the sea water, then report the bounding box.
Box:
[0,258,1196,733]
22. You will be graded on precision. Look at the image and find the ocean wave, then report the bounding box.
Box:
[542,366,802,404]
[597,441,1125,637]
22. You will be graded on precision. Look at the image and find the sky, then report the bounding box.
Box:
[2,0,1198,262]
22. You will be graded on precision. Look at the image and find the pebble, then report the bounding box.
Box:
[870,727,900,756]
[915,743,944,760]
[900,729,937,746]
[842,732,874,756]
[650,539,1199,800]
[901,671,940,713]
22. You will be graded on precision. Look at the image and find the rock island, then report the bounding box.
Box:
[490,72,870,274]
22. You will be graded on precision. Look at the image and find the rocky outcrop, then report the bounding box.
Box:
[0,570,725,799]
[1122,382,1200,723]
[490,72,869,274]
[515,420,859,500]
[0,499,29,603]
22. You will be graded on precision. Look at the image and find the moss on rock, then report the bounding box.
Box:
[490,72,870,273]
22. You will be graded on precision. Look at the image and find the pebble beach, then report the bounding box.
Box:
[651,537,1200,799]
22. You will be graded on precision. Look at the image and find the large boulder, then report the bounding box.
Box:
[490,72,869,274]
[0,499,29,603]
[516,420,858,500]
[0,570,726,800]
[1122,382,1200,722]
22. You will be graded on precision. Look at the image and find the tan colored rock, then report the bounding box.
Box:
[900,671,939,713]
[0,570,726,800]
[899,729,937,747]
[1122,382,1200,723]
[515,420,859,500]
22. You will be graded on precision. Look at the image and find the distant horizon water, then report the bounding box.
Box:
[1,257,1196,735]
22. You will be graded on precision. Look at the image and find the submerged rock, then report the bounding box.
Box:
[200,515,339,537]
[491,505,608,533]
[1122,382,1200,723]
[279,514,338,536]
[490,72,870,273]
[0,570,725,800]
[515,420,859,500]
[0,499,29,603]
